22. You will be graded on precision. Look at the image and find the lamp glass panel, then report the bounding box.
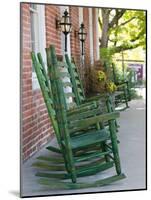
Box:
[61,25,65,32]
[65,16,70,23]
[61,16,65,23]
[65,24,70,32]
[78,33,82,40]
[83,33,87,40]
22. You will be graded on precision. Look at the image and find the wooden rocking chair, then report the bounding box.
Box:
[64,53,119,130]
[110,62,131,110]
[30,46,125,188]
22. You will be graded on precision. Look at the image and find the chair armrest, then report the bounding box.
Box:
[68,107,101,121]
[68,111,120,130]
[84,93,110,102]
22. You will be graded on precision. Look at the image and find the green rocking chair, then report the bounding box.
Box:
[31,46,126,189]
[110,62,130,110]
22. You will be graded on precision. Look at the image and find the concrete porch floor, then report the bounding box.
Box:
[21,97,146,197]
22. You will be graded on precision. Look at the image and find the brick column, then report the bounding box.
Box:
[83,7,91,93]
[69,6,85,85]
[70,7,81,67]
[45,5,62,54]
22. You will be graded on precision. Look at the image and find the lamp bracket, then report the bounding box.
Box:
[56,18,61,30]
[74,30,78,38]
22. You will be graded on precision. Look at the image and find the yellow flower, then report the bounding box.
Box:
[97,70,106,82]
[106,81,117,93]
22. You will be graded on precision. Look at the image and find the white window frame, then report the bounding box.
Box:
[30,4,46,90]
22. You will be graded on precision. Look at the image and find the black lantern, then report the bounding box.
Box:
[56,9,72,52]
[78,23,87,55]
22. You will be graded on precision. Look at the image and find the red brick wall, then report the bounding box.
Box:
[69,6,85,85]
[83,8,91,93]
[21,4,98,161]
[69,7,81,66]
[21,3,54,161]
[45,5,61,54]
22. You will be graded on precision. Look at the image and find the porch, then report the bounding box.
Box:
[22,92,146,196]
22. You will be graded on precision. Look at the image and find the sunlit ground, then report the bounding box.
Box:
[135,87,146,100]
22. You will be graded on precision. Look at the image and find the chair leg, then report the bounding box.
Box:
[99,122,110,162]
[123,86,129,108]
[126,82,131,101]
[108,120,121,175]
[64,153,70,173]
[106,97,119,131]
[64,146,77,183]
[71,168,77,183]
[101,142,110,162]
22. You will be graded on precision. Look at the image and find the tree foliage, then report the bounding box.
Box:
[98,9,146,54]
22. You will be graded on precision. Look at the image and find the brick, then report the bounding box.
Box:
[45,5,61,55]
[22,127,33,139]
[22,96,32,105]
[22,116,32,126]
[22,109,32,118]
[22,103,32,112]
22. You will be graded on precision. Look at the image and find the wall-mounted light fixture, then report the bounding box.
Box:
[56,9,72,52]
[78,23,87,56]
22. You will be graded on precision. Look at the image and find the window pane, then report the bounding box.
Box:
[30,4,39,72]
[30,4,37,11]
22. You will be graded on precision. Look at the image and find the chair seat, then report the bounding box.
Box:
[63,129,110,150]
